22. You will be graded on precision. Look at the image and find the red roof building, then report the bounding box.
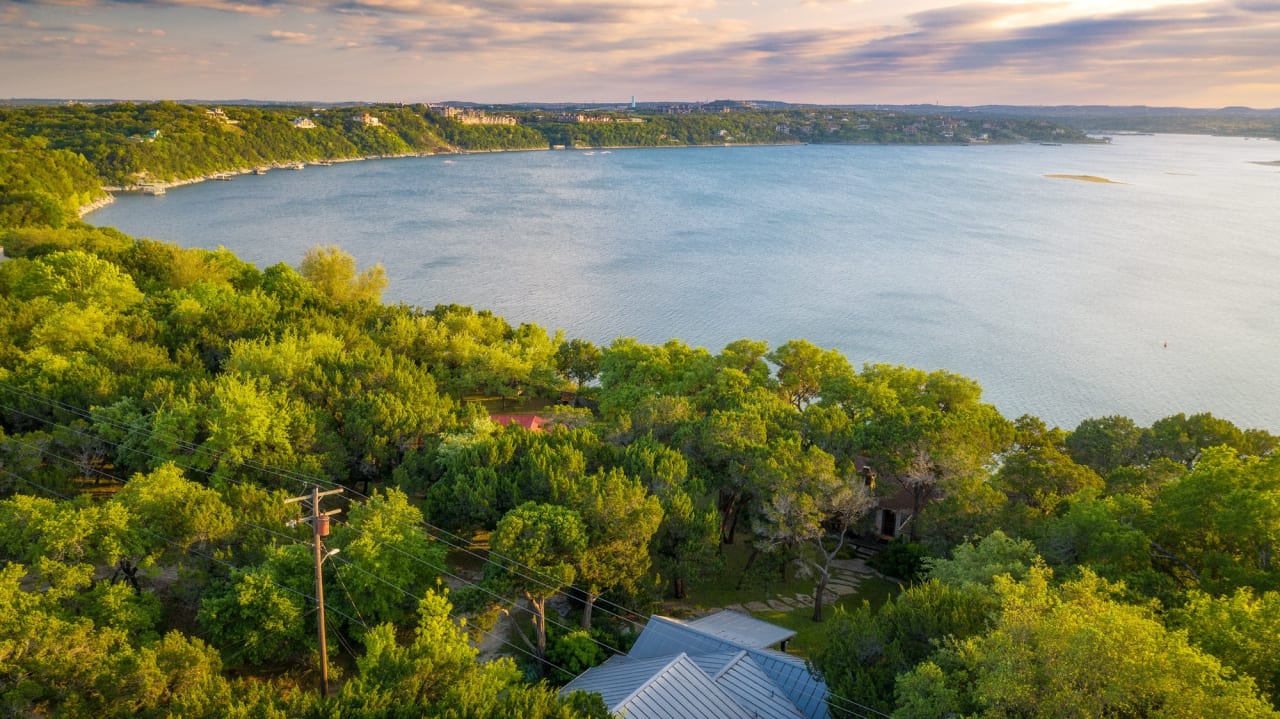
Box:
[490,414,550,432]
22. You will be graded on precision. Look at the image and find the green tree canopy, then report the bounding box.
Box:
[489,501,588,672]
[298,244,388,304]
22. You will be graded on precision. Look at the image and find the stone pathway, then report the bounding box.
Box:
[722,544,883,615]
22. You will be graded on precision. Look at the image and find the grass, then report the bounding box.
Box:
[681,540,818,610]
[445,530,491,575]
[676,540,904,656]
[749,576,902,654]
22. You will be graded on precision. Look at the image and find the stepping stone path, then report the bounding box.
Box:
[721,544,884,615]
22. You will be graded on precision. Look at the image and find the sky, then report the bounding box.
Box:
[2,0,1278,107]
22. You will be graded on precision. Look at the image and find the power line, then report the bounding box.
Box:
[4,423,884,715]
[326,551,585,676]
[0,417,634,658]
[0,384,650,628]
[0,466,367,632]
[1,428,628,660]
[0,459,585,680]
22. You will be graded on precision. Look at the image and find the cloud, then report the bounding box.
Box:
[12,0,285,15]
[6,0,1279,105]
[612,0,1280,104]
[1234,0,1280,10]
[264,28,314,43]
[905,2,1034,30]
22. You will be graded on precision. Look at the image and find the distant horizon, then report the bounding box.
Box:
[4,1,1277,109]
[5,97,1280,113]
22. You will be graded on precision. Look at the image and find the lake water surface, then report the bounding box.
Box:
[89,135,1280,430]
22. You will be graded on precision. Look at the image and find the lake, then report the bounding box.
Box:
[88,134,1280,430]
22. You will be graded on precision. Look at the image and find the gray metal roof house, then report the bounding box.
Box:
[560,611,830,719]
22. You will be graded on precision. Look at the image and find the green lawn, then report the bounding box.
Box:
[678,540,903,655]
[749,576,902,654]
[681,540,819,610]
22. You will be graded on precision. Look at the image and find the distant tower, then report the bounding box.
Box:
[631,96,636,109]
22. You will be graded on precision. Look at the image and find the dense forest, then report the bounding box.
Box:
[1,113,1278,718]
[0,101,1097,189]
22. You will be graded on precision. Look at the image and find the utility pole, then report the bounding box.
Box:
[286,485,344,697]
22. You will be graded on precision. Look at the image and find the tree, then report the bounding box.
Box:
[619,434,689,496]
[596,337,716,417]
[939,568,1280,718]
[555,338,602,393]
[113,463,234,555]
[110,463,235,592]
[751,441,874,620]
[809,579,996,717]
[150,373,331,486]
[688,406,771,544]
[488,502,587,673]
[995,442,1103,516]
[1149,447,1280,591]
[336,591,609,718]
[1142,412,1275,467]
[923,530,1040,589]
[1066,415,1144,475]
[330,488,446,628]
[651,486,721,599]
[9,249,143,311]
[833,365,1012,543]
[196,544,314,665]
[1173,588,1280,706]
[1034,496,1161,593]
[298,244,388,304]
[716,338,773,387]
[767,339,851,410]
[555,468,663,629]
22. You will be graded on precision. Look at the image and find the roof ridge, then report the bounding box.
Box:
[710,649,750,682]
[652,614,750,650]
[609,652,690,711]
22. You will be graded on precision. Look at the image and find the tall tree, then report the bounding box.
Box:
[1149,446,1280,591]
[555,468,663,629]
[335,590,609,718]
[1172,588,1280,706]
[810,579,996,716]
[767,339,851,411]
[330,488,446,629]
[555,338,602,394]
[488,502,587,674]
[1066,415,1144,475]
[751,441,874,620]
[833,364,1012,542]
[651,486,721,599]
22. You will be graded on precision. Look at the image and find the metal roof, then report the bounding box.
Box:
[562,653,753,719]
[712,651,807,719]
[564,613,831,719]
[686,610,797,648]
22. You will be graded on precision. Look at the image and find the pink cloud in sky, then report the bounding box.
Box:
[1,0,1277,106]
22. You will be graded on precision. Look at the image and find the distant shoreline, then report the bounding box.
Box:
[82,140,1106,217]
[84,151,446,216]
[78,194,116,216]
